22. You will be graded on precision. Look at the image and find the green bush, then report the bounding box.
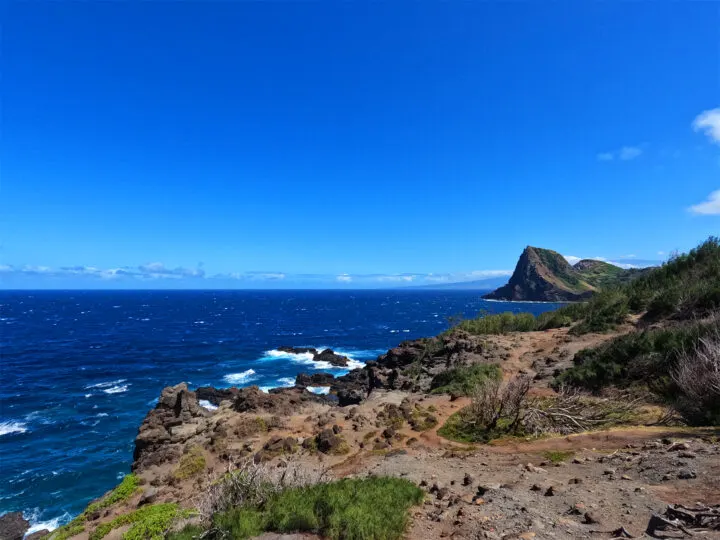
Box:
[430,363,502,396]
[569,289,629,334]
[555,319,719,395]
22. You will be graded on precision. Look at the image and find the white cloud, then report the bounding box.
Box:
[688,189,720,215]
[563,255,582,265]
[657,251,665,256]
[692,108,720,145]
[597,146,643,162]
[336,274,352,282]
[619,146,642,160]
[466,270,512,278]
[376,275,415,282]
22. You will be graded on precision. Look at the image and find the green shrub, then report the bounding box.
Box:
[570,289,629,334]
[430,363,502,396]
[555,319,719,395]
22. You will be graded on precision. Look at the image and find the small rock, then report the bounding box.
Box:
[572,458,582,464]
[668,442,690,451]
[436,487,450,500]
[678,469,697,479]
[530,484,542,491]
[583,511,600,524]
[620,474,631,480]
[679,451,697,459]
[544,486,555,497]
[137,487,158,507]
[463,473,474,486]
[603,469,615,476]
[568,478,583,484]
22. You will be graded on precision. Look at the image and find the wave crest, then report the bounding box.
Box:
[223,368,257,385]
[0,421,28,436]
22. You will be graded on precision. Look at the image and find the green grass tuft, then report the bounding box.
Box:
[174,446,206,480]
[543,450,574,463]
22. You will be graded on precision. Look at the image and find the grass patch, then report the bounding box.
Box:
[543,450,574,464]
[89,503,190,540]
[430,363,502,396]
[174,446,206,480]
[174,477,424,540]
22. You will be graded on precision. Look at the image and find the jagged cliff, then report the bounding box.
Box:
[483,246,636,302]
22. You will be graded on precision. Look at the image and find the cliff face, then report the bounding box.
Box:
[483,247,597,302]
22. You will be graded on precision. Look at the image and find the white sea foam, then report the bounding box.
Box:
[199,400,218,411]
[25,509,70,533]
[223,368,257,385]
[96,413,109,417]
[264,348,365,371]
[103,384,129,394]
[307,386,330,395]
[0,421,28,436]
[85,379,126,390]
[276,377,296,387]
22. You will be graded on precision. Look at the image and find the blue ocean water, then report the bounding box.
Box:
[0,290,561,532]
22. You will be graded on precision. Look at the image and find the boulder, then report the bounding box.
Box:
[132,383,209,471]
[314,349,349,367]
[315,428,346,454]
[0,512,29,540]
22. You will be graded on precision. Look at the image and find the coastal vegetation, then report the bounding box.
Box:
[429,363,501,396]
[49,474,141,540]
[454,237,720,337]
[169,477,423,540]
[90,504,190,540]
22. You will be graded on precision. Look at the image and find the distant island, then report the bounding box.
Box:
[483,246,646,302]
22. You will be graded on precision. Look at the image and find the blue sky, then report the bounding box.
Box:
[2,2,719,289]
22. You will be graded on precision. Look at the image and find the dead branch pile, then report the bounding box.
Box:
[522,386,644,436]
[646,503,720,537]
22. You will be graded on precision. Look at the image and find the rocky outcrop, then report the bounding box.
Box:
[331,331,488,404]
[295,372,335,387]
[195,386,239,406]
[233,386,331,415]
[0,512,29,540]
[279,346,349,367]
[483,246,597,302]
[278,346,318,355]
[132,383,210,471]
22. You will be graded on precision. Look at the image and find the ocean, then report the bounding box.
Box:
[0,290,561,532]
